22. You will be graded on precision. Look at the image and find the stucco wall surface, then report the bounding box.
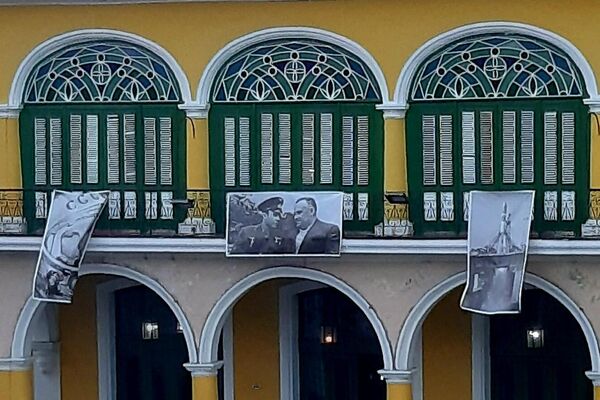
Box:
[2,252,600,364]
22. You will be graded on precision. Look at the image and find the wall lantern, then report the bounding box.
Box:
[526,328,544,348]
[142,322,159,340]
[320,326,337,344]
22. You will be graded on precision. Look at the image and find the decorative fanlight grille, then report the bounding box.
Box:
[24,40,181,103]
[411,33,584,100]
[212,39,381,102]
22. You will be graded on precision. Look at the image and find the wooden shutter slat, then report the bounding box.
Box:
[561,112,575,185]
[342,116,354,186]
[34,118,47,185]
[521,111,535,184]
[302,114,315,185]
[278,114,292,184]
[159,117,173,185]
[320,113,333,184]
[50,118,62,186]
[502,111,516,184]
[261,113,274,184]
[422,115,437,186]
[544,112,558,185]
[439,115,453,186]
[86,115,99,184]
[462,112,476,184]
[224,117,236,187]
[357,115,369,186]
[107,115,120,184]
[480,111,494,184]
[144,117,157,185]
[70,115,82,184]
[124,114,136,184]
[238,117,251,186]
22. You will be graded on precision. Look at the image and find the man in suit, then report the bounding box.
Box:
[293,197,340,254]
[230,196,294,254]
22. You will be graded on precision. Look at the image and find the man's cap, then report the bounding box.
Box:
[257,197,283,212]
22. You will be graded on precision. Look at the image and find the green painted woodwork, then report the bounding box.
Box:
[209,103,384,235]
[19,103,186,235]
[406,99,589,237]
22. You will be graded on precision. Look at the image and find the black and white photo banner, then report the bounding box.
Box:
[226,192,343,257]
[33,190,109,303]
[460,191,535,314]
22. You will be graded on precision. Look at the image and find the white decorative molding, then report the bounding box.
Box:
[583,98,600,113]
[0,357,32,371]
[585,370,600,386]
[377,369,413,384]
[393,22,599,111]
[279,281,326,400]
[0,104,22,118]
[9,29,192,107]
[195,27,390,110]
[471,315,491,400]
[178,103,210,119]
[6,237,600,255]
[96,278,139,400]
[183,361,224,377]
[198,266,394,370]
[376,103,408,119]
[12,263,198,364]
[222,314,234,400]
[394,272,600,374]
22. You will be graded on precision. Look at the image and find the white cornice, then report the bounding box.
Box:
[586,371,600,386]
[183,362,224,377]
[584,97,600,113]
[376,103,408,119]
[378,369,412,384]
[0,104,22,118]
[0,358,32,371]
[3,236,600,255]
[178,103,209,119]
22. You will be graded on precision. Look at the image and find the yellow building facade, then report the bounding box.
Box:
[1,1,600,400]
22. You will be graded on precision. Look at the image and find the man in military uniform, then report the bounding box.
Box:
[230,196,295,254]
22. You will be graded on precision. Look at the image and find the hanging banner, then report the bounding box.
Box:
[32,190,109,303]
[460,190,535,314]
[226,192,343,256]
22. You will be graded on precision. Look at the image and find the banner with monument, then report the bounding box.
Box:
[460,191,535,314]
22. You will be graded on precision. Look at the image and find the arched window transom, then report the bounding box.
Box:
[411,34,584,101]
[212,39,381,102]
[24,40,181,103]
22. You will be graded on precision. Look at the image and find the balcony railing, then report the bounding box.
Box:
[1,189,599,240]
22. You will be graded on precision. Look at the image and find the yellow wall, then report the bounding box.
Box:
[0,118,21,189]
[422,288,471,400]
[1,0,600,192]
[0,369,33,400]
[233,281,280,400]
[59,277,99,400]
[385,118,406,193]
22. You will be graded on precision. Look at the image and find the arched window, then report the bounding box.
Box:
[19,39,186,235]
[209,38,384,234]
[406,32,589,237]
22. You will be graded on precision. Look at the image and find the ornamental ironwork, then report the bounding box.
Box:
[212,39,381,102]
[24,40,181,103]
[411,33,584,100]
